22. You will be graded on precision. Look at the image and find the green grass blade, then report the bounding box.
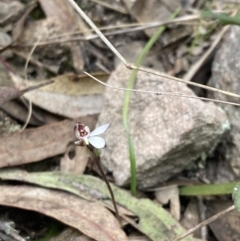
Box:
[201,10,240,26]
[122,8,181,196]
[180,182,238,196]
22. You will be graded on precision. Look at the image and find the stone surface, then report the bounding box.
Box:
[98,64,229,189]
[208,26,240,180]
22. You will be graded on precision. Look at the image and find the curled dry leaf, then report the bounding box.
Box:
[0,185,128,241]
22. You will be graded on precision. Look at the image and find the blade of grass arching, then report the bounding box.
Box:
[122,8,181,196]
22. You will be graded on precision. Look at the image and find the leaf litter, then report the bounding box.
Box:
[0,184,127,241]
[0,169,195,241]
[0,0,239,240]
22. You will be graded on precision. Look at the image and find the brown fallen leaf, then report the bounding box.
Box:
[24,73,108,118]
[0,79,54,105]
[0,117,96,168]
[0,185,128,241]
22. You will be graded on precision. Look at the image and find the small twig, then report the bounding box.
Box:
[86,145,120,222]
[83,71,240,107]
[20,38,41,132]
[171,205,235,241]
[8,15,199,48]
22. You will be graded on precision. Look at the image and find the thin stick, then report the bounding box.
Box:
[171,205,235,241]
[21,38,41,132]
[67,0,240,100]
[83,71,240,107]
[9,15,199,48]
[87,145,120,222]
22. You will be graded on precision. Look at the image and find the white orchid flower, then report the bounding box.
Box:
[74,123,111,149]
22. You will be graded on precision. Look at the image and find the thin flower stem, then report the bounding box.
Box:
[86,145,120,222]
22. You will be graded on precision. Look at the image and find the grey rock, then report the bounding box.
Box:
[98,64,229,189]
[208,26,240,179]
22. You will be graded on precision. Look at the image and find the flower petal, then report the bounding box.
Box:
[89,123,111,137]
[88,136,106,149]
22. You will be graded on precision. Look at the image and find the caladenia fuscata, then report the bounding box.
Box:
[74,122,120,222]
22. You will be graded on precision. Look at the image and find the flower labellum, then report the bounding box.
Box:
[74,123,111,149]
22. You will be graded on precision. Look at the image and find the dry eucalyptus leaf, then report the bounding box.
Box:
[0,116,96,168]
[24,73,108,118]
[0,185,128,241]
[0,119,74,167]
